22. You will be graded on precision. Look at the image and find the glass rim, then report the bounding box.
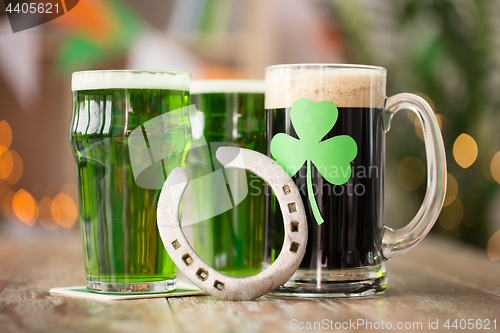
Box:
[72,69,191,76]
[265,63,386,73]
[72,69,191,91]
[190,79,265,94]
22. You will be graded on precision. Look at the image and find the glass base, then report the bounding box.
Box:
[86,279,176,294]
[269,263,387,298]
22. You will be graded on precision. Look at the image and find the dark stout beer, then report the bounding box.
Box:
[266,106,384,269]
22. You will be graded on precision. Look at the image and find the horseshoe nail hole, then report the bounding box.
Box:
[182,253,193,266]
[282,185,291,195]
[214,280,224,290]
[172,239,181,250]
[196,268,209,281]
[288,202,297,213]
[291,221,299,232]
[290,242,300,253]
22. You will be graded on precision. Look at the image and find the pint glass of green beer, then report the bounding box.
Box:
[70,70,191,293]
[188,80,266,277]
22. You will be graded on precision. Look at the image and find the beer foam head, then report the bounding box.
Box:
[72,70,190,91]
[190,80,265,94]
[265,65,386,109]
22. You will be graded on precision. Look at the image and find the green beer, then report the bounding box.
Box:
[70,70,191,293]
[189,80,266,277]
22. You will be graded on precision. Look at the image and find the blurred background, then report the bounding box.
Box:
[0,0,499,261]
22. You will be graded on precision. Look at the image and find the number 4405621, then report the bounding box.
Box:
[444,319,496,330]
[5,2,59,14]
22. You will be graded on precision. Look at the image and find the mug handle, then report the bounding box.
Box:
[381,93,447,260]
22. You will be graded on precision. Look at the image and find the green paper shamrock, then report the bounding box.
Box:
[270,98,357,225]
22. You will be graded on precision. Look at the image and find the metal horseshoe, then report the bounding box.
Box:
[156,147,308,301]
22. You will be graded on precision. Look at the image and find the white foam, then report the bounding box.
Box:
[265,65,386,109]
[190,80,265,94]
[72,70,190,91]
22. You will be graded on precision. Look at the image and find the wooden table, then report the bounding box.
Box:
[1,225,499,333]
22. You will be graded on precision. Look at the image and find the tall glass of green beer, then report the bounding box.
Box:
[189,79,266,277]
[70,70,191,293]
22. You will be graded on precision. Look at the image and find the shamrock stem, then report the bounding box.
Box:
[307,160,324,225]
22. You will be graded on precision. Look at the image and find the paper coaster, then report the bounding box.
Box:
[50,279,206,300]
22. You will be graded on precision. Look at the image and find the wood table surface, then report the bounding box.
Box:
[0,226,499,333]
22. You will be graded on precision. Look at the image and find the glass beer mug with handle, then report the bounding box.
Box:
[264,64,446,297]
